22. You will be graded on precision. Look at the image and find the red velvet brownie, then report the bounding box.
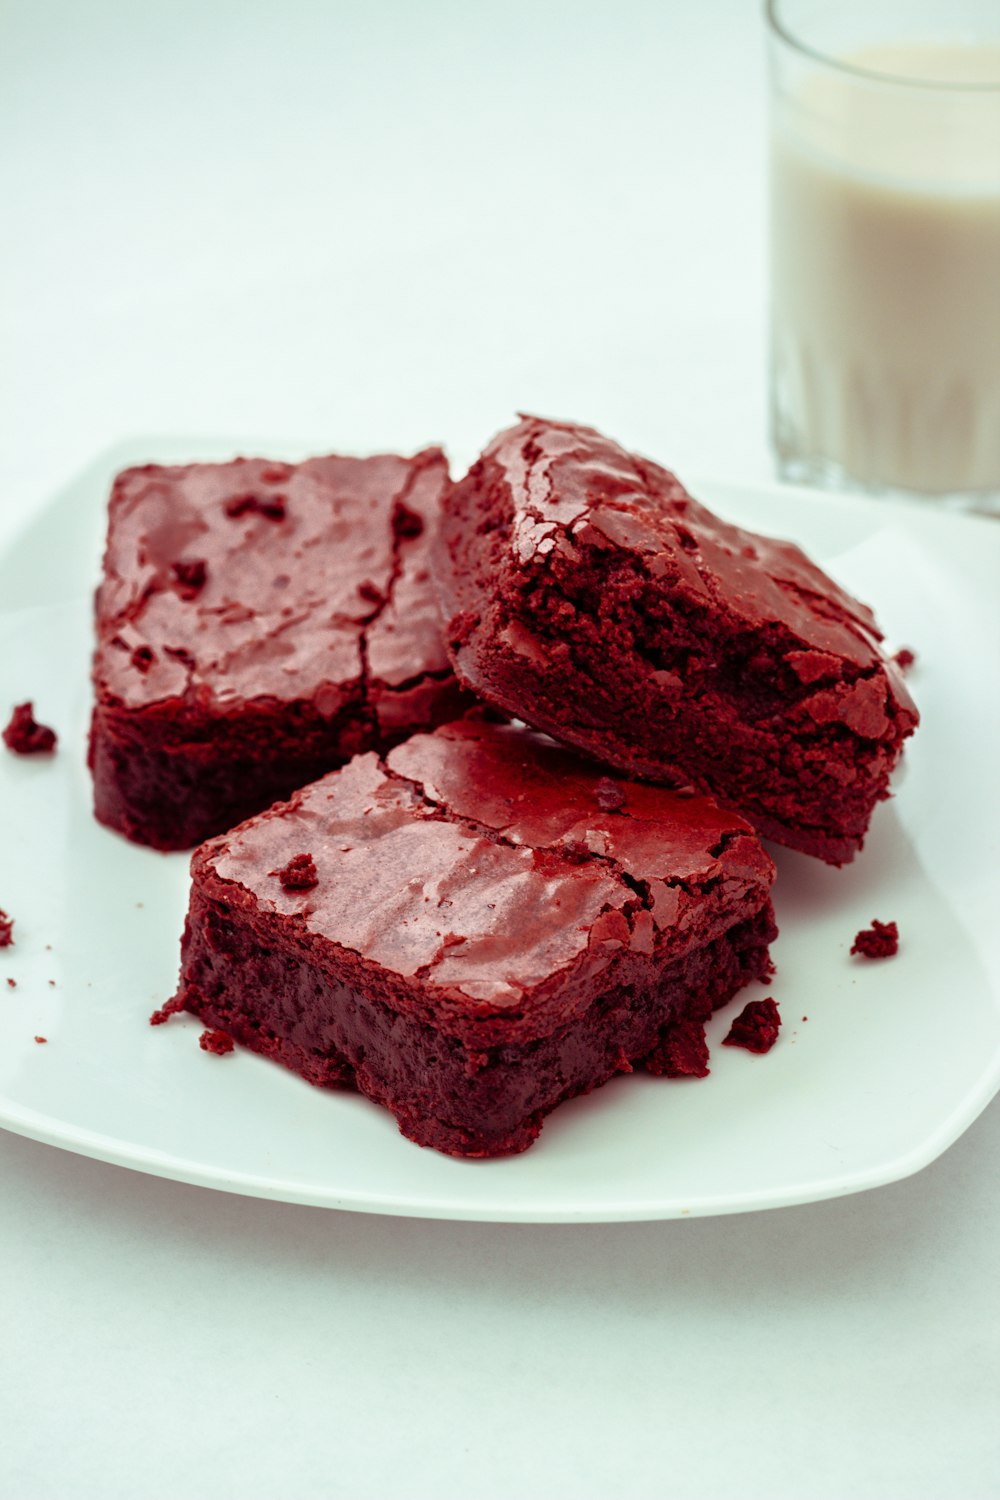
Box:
[89,449,468,849]
[174,717,777,1157]
[438,416,919,864]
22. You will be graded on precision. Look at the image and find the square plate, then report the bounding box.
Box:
[0,441,997,1221]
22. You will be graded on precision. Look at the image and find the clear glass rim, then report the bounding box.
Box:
[765,0,1000,92]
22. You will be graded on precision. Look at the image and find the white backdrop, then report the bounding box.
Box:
[1,3,997,1497]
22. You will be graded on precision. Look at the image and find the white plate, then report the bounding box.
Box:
[1,442,998,1222]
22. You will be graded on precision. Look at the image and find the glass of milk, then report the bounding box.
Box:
[767,0,1000,513]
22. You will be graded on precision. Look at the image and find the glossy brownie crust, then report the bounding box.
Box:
[437,417,919,864]
[89,450,467,849]
[175,718,776,1157]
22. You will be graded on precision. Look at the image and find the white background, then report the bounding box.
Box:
[1,2,998,1497]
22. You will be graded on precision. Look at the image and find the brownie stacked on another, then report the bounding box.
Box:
[174,717,776,1157]
[89,449,468,849]
[437,416,919,864]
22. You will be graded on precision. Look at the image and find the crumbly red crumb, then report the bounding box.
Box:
[6,977,16,989]
[199,1028,235,1055]
[645,1016,710,1078]
[34,1035,47,1044]
[851,919,899,959]
[3,701,57,754]
[893,647,916,671]
[595,776,626,812]
[0,909,13,947]
[723,997,781,1054]
[274,853,319,891]
[149,995,185,1025]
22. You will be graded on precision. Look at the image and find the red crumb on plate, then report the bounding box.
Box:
[3,701,57,754]
[723,997,782,1054]
[851,919,899,959]
[6,977,16,989]
[199,1028,235,1055]
[892,647,916,671]
[34,1035,47,1044]
[0,909,13,947]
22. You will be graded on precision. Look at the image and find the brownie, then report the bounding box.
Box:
[174,717,777,1157]
[89,449,468,849]
[437,416,919,864]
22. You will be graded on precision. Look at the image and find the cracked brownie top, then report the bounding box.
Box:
[439,415,917,730]
[93,449,452,730]
[196,717,775,1016]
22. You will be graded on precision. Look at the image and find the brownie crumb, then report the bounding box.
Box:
[3,702,57,755]
[595,776,626,812]
[892,647,916,671]
[644,1016,710,1078]
[723,997,782,1054]
[851,919,899,959]
[6,977,15,989]
[199,1028,235,1055]
[0,909,13,948]
[34,1035,47,1045]
[224,492,286,521]
[558,839,592,864]
[274,853,319,891]
[149,996,185,1026]
[172,558,207,594]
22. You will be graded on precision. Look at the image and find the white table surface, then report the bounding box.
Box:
[1,3,997,1496]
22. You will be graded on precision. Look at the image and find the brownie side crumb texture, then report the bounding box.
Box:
[722,997,781,1053]
[851,920,899,959]
[3,702,57,754]
[150,996,185,1025]
[173,718,777,1157]
[89,450,470,850]
[0,909,13,947]
[437,416,919,865]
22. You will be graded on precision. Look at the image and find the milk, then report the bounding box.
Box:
[771,43,1000,497]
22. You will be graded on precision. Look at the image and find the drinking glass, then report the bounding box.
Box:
[767,0,1000,514]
